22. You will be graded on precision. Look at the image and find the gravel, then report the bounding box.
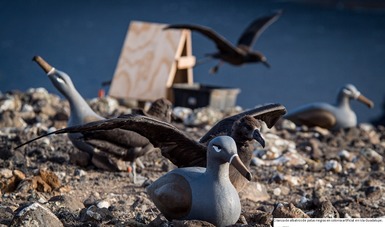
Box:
[1,88,384,226]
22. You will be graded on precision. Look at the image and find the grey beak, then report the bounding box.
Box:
[253,130,265,148]
[262,60,271,68]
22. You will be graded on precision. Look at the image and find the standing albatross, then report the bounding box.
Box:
[32,56,173,174]
[164,10,282,73]
[16,103,286,191]
[285,84,374,130]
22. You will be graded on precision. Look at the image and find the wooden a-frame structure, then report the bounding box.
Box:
[108,20,196,102]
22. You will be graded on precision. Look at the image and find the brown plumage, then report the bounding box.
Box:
[16,98,173,171]
[31,55,174,172]
[165,10,282,73]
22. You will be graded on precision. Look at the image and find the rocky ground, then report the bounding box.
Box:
[1,88,384,227]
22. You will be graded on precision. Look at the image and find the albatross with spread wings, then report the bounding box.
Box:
[165,10,282,73]
[16,103,286,191]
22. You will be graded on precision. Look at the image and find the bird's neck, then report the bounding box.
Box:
[206,161,230,182]
[336,93,351,109]
[237,143,253,165]
[65,86,101,124]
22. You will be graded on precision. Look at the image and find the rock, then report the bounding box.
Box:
[172,107,193,122]
[311,126,330,137]
[338,149,353,161]
[0,95,22,112]
[365,186,383,200]
[171,219,215,227]
[48,195,85,213]
[280,186,290,195]
[1,169,27,193]
[277,119,297,131]
[0,111,27,128]
[281,149,307,167]
[32,176,52,193]
[13,170,26,181]
[250,157,265,166]
[298,195,312,210]
[313,200,340,218]
[343,162,356,172]
[39,169,61,190]
[309,138,323,160]
[273,187,281,196]
[0,206,14,226]
[271,172,285,183]
[89,96,121,116]
[239,182,270,202]
[148,215,168,227]
[305,158,324,172]
[183,107,224,126]
[359,123,375,132]
[251,149,307,168]
[360,148,383,164]
[79,205,113,222]
[264,133,296,158]
[74,168,86,177]
[97,200,110,209]
[10,202,64,227]
[325,160,342,173]
[272,203,310,218]
[83,192,102,208]
[283,175,301,186]
[0,144,14,160]
[0,168,13,178]
[242,210,273,226]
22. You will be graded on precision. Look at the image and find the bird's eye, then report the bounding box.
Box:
[343,88,352,95]
[213,145,221,153]
[343,88,360,99]
[57,76,65,84]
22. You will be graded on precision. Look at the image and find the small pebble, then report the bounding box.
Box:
[325,160,342,173]
[97,201,110,209]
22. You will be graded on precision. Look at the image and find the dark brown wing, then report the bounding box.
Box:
[199,103,286,144]
[164,24,240,55]
[78,128,153,161]
[237,10,282,50]
[16,114,207,168]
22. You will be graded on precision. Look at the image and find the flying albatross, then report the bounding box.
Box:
[164,10,282,73]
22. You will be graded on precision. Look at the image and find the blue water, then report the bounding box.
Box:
[1,0,385,124]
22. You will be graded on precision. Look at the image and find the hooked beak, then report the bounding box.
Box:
[230,154,252,181]
[33,56,53,74]
[253,129,265,148]
[357,94,374,108]
[262,60,271,68]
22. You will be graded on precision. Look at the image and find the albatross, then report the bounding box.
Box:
[147,135,251,226]
[164,10,282,73]
[31,56,173,176]
[16,103,286,191]
[285,84,374,130]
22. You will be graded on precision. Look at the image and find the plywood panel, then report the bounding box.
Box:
[109,21,193,101]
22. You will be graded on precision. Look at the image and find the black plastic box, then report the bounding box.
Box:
[172,83,240,111]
